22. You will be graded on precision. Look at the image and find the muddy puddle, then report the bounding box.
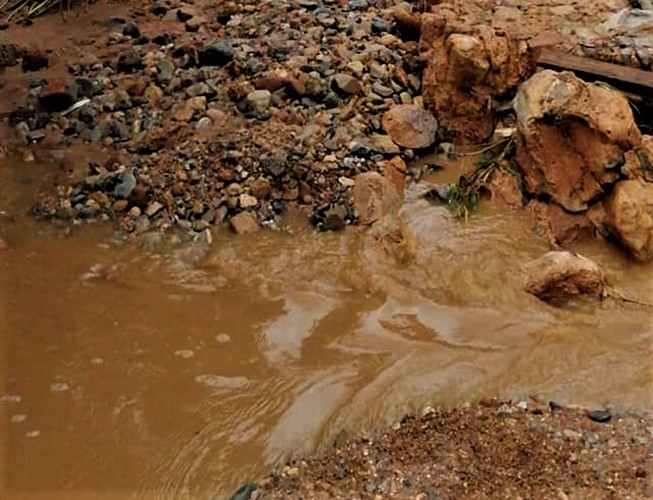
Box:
[1,158,652,499]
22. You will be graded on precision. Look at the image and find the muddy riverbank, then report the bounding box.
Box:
[1,153,652,499]
[2,0,653,499]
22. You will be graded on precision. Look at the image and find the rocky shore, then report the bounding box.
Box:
[242,399,652,499]
[1,0,652,264]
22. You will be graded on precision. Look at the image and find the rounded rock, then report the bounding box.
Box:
[382,105,438,149]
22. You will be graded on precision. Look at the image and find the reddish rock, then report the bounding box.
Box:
[382,157,407,197]
[206,108,227,127]
[515,70,642,213]
[529,200,597,246]
[353,172,402,226]
[249,177,271,199]
[332,73,362,95]
[39,79,78,113]
[486,169,523,209]
[381,105,437,149]
[230,212,259,235]
[523,251,607,302]
[421,20,536,142]
[256,72,285,92]
[605,179,653,262]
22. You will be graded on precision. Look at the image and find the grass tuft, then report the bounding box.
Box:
[445,136,519,220]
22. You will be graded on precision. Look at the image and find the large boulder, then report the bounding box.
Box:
[514,70,642,213]
[605,179,653,262]
[523,251,607,302]
[420,20,536,142]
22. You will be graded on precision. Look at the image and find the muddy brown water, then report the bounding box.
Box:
[1,158,651,500]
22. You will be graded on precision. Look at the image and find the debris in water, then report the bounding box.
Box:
[174,349,195,359]
[194,374,248,389]
[50,382,70,393]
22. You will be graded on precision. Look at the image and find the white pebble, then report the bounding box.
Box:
[215,334,231,344]
[26,430,40,438]
[10,414,27,423]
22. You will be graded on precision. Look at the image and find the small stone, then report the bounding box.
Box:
[338,176,355,187]
[372,82,394,97]
[587,409,612,423]
[113,170,137,199]
[249,177,271,199]
[562,429,582,441]
[145,201,164,217]
[230,212,259,235]
[39,79,77,112]
[196,117,212,129]
[239,193,258,208]
[246,90,272,113]
[207,108,227,127]
[198,42,234,66]
[122,22,140,38]
[116,51,143,73]
[382,105,438,149]
[332,73,362,95]
[370,134,400,154]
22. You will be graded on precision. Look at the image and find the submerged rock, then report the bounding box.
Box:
[523,251,607,301]
[605,179,653,262]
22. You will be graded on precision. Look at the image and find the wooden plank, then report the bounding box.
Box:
[537,49,653,98]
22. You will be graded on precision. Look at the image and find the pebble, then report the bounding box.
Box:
[239,193,258,208]
[246,90,272,112]
[587,409,612,423]
[332,73,362,95]
[10,414,27,423]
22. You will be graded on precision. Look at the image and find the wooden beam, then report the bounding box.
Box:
[537,49,653,98]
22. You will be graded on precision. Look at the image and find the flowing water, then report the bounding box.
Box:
[1,158,652,499]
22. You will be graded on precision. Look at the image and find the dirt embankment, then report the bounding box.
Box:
[248,400,652,499]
